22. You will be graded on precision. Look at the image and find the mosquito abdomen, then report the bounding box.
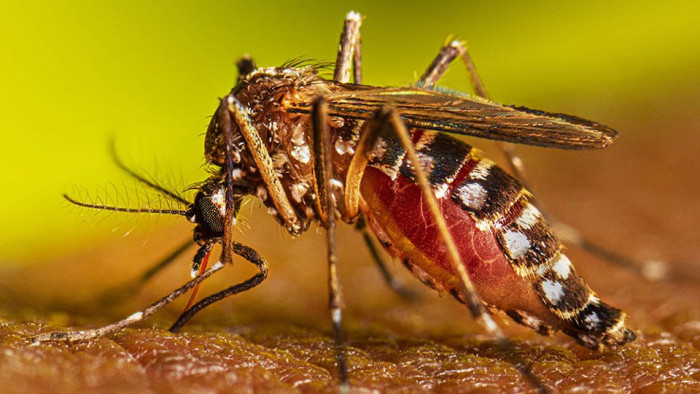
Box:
[359,129,635,349]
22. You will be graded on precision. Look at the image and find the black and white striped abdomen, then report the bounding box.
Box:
[367,128,635,348]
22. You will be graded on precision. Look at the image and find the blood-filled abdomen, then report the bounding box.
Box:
[358,130,635,349]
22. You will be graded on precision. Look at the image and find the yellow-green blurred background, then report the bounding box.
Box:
[1,1,699,264]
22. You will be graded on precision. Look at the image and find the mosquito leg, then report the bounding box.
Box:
[552,222,676,281]
[334,11,362,83]
[354,216,418,301]
[418,41,538,194]
[33,260,227,343]
[310,96,349,387]
[217,95,240,266]
[100,238,193,304]
[384,106,502,332]
[169,242,268,333]
[418,40,462,89]
[334,9,414,302]
[349,105,547,392]
[221,94,300,236]
[343,112,383,220]
[419,41,672,281]
[352,28,362,84]
[348,104,502,335]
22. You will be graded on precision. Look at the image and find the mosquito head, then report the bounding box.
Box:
[188,177,243,245]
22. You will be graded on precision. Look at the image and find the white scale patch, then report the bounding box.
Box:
[346,10,362,22]
[503,230,531,260]
[520,312,546,330]
[475,220,492,232]
[414,130,437,150]
[290,182,310,203]
[291,123,306,145]
[469,159,494,180]
[371,138,404,180]
[541,279,565,305]
[330,178,344,190]
[515,203,542,230]
[211,187,227,217]
[433,183,449,199]
[231,168,244,181]
[481,314,499,334]
[584,312,601,330]
[125,311,143,323]
[290,144,311,164]
[334,138,355,155]
[416,152,435,174]
[455,182,488,210]
[256,185,268,202]
[552,254,572,279]
[370,138,388,160]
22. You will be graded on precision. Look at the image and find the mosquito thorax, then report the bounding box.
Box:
[203,66,342,235]
[204,66,328,170]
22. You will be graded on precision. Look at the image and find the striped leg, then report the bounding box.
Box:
[335,11,416,303]
[169,243,269,333]
[334,11,363,84]
[34,258,227,343]
[352,105,503,333]
[419,41,672,281]
[354,216,418,301]
[218,94,301,236]
[419,40,537,198]
[343,104,548,392]
[310,96,349,388]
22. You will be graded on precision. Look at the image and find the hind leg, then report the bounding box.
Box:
[419,40,671,281]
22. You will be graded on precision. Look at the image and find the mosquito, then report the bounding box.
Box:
[38,11,661,391]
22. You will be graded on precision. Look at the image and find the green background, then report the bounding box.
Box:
[1,1,698,263]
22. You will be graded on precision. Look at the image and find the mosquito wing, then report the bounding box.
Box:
[291,85,617,150]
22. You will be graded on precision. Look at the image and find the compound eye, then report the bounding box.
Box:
[196,195,225,235]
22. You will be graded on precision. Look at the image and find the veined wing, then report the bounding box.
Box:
[289,86,617,150]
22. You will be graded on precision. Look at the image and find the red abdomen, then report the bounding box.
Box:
[356,129,635,348]
[360,167,558,326]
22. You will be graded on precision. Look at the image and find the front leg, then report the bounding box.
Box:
[169,243,269,333]
[419,41,672,281]
[219,94,301,235]
[33,259,227,343]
